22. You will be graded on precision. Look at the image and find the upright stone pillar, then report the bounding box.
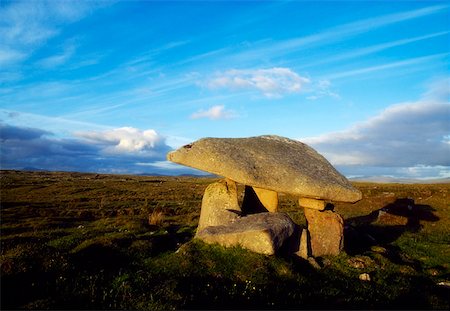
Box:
[197,179,241,233]
[304,207,344,256]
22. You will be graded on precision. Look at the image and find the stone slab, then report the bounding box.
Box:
[298,197,326,211]
[196,212,296,255]
[167,135,361,203]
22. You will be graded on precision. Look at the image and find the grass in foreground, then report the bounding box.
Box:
[1,170,449,309]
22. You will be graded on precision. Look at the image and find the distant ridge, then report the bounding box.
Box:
[349,176,450,184]
[2,169,448,183]
[138,172,217,178]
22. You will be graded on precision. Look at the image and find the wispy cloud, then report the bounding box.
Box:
[326,52,449,80]
[306,80,340,101]
[37,41,76,68]
[190,105,237,120]
[0,0,104,67]
[0,109,111,135]
[205,67,310,98]
[299,31,449,69]
[0,48,27,66]
[224,5,448,63]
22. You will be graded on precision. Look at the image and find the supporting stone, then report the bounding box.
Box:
[253,187,279,212]
[196,179,241,233]
[196,212,296,255]
[304,208,344,256]
[242,186,269,214]
[298,197,326,211]
[296,228,309,259]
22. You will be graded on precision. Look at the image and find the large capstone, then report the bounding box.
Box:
[167,135,361,203]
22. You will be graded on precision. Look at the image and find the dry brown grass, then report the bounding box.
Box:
[148,209,164,226]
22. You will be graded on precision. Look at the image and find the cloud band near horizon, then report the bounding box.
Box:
[1,79,449,179]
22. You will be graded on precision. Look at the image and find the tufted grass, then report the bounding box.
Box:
[1,170,449,309]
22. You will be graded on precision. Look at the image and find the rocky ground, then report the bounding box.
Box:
[1,170,449,309]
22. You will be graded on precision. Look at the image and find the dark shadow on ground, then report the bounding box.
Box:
[344,198,439,258]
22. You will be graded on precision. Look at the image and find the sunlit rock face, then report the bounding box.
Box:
[196,212,296,255]
[167,135,361,203]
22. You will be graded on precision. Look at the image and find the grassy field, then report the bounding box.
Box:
[1,170,449,310]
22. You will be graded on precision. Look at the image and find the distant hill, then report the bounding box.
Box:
[3,168,448,183]
[349,176,450,184]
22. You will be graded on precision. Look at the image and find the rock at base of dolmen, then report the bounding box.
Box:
[297,228,310,259]
[304,208,344,256]
[196,213,295,255]
[197,179,241,233]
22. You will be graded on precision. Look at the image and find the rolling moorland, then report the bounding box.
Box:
[1,170,449,310]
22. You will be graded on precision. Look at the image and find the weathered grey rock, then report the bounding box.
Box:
[196,212,295,255]
[167,135,361,203]
[197,179,241,233]
[304,208,344,256]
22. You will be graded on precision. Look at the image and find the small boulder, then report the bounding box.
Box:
[197,179,241,233]
[196,212,296,255]
[374,210,408,226]
[304,208,344,257]
[359,273,371,282]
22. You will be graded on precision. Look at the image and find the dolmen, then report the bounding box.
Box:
[167,135,362,257]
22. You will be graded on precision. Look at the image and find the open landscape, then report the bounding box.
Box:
[1,1,449,310]
[1,170,449,310]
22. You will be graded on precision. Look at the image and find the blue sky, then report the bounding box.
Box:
[1,0,449,179]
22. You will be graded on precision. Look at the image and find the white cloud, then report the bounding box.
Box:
[76,127,168,155]
[190,105,237,120]
[205,67,310,98]
[400,165,450,179]
[302,79,450,171]
[306,79,340,100]
[0,123,175,174]
[136,161,180,169]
